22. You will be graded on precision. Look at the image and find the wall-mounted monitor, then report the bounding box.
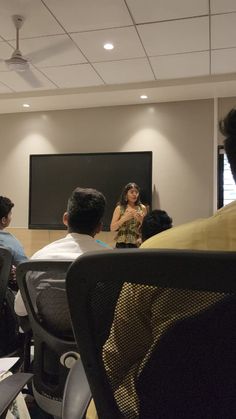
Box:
[29,151,152,230]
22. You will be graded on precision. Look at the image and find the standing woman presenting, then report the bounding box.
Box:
[110,182,147,248]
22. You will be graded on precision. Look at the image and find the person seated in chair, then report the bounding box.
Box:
[0,196,28,265]
[14,187,109,318]
[141,209,172,242]
[0,196,28,290]
[102,109,236,418]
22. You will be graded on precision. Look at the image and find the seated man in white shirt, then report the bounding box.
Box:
[15,186,108,317]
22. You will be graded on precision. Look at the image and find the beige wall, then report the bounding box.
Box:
[0,99,214,233]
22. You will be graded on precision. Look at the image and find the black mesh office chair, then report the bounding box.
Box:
[66,249,236,419]
[0,247,12,310]
[136,295,236,419]
[0,247,25,360]
[17,260,91,419]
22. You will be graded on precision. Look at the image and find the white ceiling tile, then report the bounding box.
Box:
[137,17,209,56]
[211,0,236,14]
[0,0,235,101]
[93,58,155,84]
[41,64,104,88]
[150,51,209,79]
[0,81,13,93]
[127,0,209,23]
[44,0,132,32]
[211,48,236,74]
[9,35,87,68]
[211,13,236,49]
[0,0,63,39]
[71,27,145,62]
[0,67,57,92]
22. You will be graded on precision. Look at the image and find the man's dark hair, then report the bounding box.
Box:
[219,109,236,183]
[66,187,106,235]
[0,196,14,220]
[141,209,172,242]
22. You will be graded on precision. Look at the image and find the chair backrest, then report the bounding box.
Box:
[66,249,236,419]
[16,260,79,418]
[0,246,24,358]
[136,294,236,419]
[0,247,12,310]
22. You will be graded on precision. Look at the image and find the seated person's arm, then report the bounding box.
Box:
[12,240,28,265]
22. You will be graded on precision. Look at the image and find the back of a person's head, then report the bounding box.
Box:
[219,109,236,183]
[66,187,106,235]
[0,196,14,220]
[141,209,172,242]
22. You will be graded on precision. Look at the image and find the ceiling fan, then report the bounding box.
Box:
[5,15,30,72]
[2,14,75,88]
[2,14,43,88]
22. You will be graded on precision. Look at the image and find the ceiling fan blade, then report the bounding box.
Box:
[27,37,75,65]
[18,68,42,88]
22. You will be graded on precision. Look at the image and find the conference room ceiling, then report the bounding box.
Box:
[0,0,236,113]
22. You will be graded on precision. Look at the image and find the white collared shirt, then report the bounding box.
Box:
[14,233,109,316]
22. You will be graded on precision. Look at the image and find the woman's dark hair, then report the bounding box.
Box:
[0,196,14,220]
[141,209,172,242]
[219,109,236,183]
[119,182,141,207]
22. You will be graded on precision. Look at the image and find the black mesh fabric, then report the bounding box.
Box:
[96,284,228,419]
[66,249,236,419]
[17,261,76,407]
[36,287,73,339]
[137,295,236,419]
[90,281,123,351]
[0,247,22,356]
[0,287,24,356]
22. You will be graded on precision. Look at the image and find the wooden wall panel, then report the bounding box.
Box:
[7,228,115,257]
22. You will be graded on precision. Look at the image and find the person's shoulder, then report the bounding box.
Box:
[214,200,236,217]
[141,218,205,249]
[32,235,68,259]
[0,230,22,247]
[113,205,123,215]
[0,230,14,239]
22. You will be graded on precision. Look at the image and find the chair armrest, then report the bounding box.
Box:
[0,373,33,417]
[62,359,91,419]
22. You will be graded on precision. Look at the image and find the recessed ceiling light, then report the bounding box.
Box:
[140,95,148,100]
[104,43,114,50]
[23,103,30,108]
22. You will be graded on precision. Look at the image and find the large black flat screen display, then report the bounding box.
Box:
[29,152,152,230]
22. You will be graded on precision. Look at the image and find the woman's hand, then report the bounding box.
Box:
[123,207,136,222]
[133,211,143,223]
